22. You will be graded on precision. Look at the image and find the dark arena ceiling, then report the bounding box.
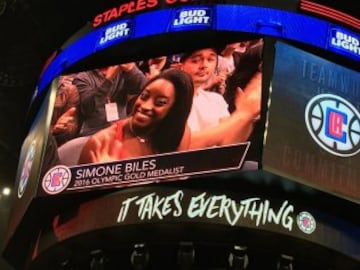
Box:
[0,2,102,269]
[0,0,99,187]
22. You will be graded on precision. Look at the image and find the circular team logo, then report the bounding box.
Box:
[18,140,36,198]
[305,94,360,157]
[296,211,316,234]
[42,165,72,195]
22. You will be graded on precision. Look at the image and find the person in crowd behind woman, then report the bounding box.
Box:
[78,69,194,164]
[202,42,241,95]
[225,38,263,113]
[50,75,80,146]
[73,62,146,137]
[178,46,262,151]
[137,56,172,80]
[179,47,231,133]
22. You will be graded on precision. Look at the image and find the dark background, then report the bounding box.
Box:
[0,1,101,269]
[0,1,358,270]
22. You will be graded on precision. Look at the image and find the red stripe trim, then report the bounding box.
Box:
[300,0,360,30]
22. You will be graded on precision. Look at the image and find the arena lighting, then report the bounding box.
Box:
[277,254,294,270]
[177,242,195,270]
[228,245,249,270]
[130,243,149,270]
[2,187,11,196]
[90,249,106,270]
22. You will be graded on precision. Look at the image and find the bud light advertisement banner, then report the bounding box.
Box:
[169,6,213,31]
[327,27,360,62]
[263,41,360,203]
[97,19,133,48]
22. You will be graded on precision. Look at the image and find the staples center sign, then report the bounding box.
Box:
[92,0,204,28]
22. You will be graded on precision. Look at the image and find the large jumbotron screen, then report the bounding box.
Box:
[18,3,359,201]
[39,37,265,196]
[3,2,360,270]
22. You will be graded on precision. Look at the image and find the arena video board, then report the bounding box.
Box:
[32,3,358,197]
[3,85,56,252]
[263,41,360,203]
[38,38,265,196]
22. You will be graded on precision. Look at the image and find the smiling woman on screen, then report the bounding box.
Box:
[78,68,194,164]
[78,65,261,164]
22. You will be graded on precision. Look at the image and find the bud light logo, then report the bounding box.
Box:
[99,20,131,46]
[171,7,212,31]
[305,94,360,157]
[329,28,360,61]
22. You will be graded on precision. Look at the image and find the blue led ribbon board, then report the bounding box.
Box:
[36,4,360,98]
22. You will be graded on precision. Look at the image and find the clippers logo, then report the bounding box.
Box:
[99,20,131,46]
[42,165,72,195]
[296,211,316,234]
[18,140,36,198]
[172,7,212,29]
[326,108,347,142]
[305,94,360,157]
